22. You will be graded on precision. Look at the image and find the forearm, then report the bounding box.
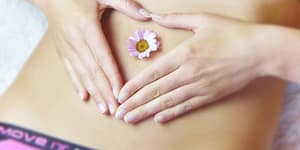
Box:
[27,0,99,24]
[261,25,300,83]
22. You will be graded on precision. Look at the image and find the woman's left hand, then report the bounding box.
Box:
[115,13,273,124]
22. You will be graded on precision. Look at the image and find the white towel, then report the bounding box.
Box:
[0,0,47,96]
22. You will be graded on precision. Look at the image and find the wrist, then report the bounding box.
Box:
[252,24,300,81]
[249,24,283,78]
[262,26,300,82]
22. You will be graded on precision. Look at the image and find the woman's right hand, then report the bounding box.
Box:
[30,0,151,115]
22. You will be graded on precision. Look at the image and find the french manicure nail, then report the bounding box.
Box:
[115,109,126,120]
[98,104,107,114]
[124,114,135,124]
[138,8,152,18]
[108,104,116,115]
[113,88,119,99]
[79,93,85,101]
[118,93,127,103]
[150,13,163,20]
[155,115,164,123]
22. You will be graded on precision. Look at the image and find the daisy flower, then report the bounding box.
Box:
[128,29,160,59]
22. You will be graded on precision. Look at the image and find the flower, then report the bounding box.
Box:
[128,29,160,59]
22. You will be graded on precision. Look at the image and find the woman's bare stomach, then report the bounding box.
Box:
[0,0,297,149]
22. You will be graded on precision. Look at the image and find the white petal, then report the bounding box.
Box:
[129,36,139,43]
[135,30,145,41]
[148,40,159,50]
[144,31,156,39]
[138,53,146,59]
[146,52,150,57]
[147,38,157,44]
[142,52,148,57]
[150,44,158,51]
[146,39,157,50]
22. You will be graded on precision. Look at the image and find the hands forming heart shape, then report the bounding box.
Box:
[32,0,281,124]
[41,0,151,116]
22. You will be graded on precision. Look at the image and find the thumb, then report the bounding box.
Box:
[151,13,205,32]
[99,0,151,21]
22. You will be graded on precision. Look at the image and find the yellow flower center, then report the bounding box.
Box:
[136,40,149,52]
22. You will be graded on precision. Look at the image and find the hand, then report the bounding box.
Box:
[33,0,151,115]
[115,13,271,123]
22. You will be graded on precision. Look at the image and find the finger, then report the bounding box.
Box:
[61,57,89,101]
[118,62,202,111]
[85,75,110,115]
[99,0,151,20]
[55,30,110,113]
[67,49,109,115]
[116,66,194,120]
[88,61,118,114]
[151,13,204,31]
[121,82,199,124]
[118,50,181,103]
[68,28,118,114]
[85,23,123,100]
[79,41,118,114]
[61,32,111,114]
[154,96,211,123]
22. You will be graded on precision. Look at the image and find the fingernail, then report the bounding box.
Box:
[154,115,164,123]
[79,92,87,101]
[138,8,151,18]
[108,103,116,115]
[79,93,84,101]
[98,104,107,114]
[150,13,163,20]
[115,109,126,120]
[124,114,135,124]
[113,88,119,99]
[118,92,127,103]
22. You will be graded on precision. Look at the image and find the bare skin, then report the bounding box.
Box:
[116,13,300,124]
[0,0,299,149]
[29,0,151,114]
